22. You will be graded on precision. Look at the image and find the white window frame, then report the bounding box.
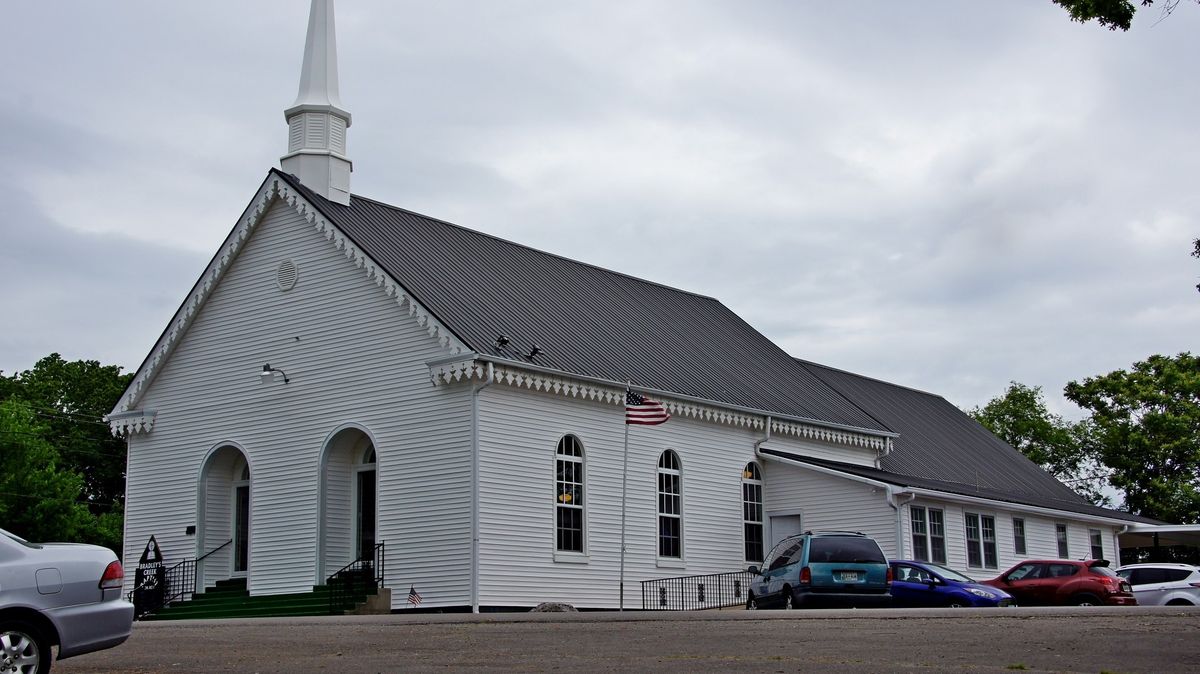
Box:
[742,463,764,564]
[909,505,946,564]
[1088,528,1104,560]
[553,435,587,561]
[1012,517,1027,556]
[656,450,684,566]
[1055,523,1070,558]
[964,512,998,569]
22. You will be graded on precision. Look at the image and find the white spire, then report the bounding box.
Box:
[281,0,353,205]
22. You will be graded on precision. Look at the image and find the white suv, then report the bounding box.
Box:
[1116,563,1200,606]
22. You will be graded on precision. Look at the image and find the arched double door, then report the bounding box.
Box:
[197,445,252,589]
[318,427,378,580]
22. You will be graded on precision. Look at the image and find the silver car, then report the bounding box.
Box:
[0,528,134,673]
[1116,563,1200,606]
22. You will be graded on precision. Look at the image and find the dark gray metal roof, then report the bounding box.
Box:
[792,360,1156,524]
[274,170,887,432]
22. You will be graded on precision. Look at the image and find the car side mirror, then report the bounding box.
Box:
[747,565,760,576]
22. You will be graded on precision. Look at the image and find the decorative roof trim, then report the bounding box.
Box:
[112,173,468,414]
[428,357,889,450]
[106,410,157,437]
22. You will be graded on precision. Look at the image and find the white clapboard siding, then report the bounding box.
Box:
[762,463,899,556]
[900,499,1123,576]
[476,386,765,608]
[123,197,473,606]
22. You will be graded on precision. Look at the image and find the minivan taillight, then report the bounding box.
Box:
[99,561,124,589]
[886,566,893,585]
[799,566,811,586]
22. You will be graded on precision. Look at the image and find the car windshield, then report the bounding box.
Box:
[924,564,976,583]
[809,536,885,563]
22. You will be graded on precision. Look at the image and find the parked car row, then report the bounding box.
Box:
[745,530,1198,610]
[0,528,134,674]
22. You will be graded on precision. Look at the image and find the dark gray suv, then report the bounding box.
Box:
[747,531,892,609]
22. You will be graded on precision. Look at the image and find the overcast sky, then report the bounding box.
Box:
[1,0,1197,416]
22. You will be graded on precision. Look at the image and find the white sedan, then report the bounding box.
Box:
[0,528,134,673]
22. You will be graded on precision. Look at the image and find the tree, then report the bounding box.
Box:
[0,354,131,551]
[0,399,122,547]
[1051,0,1187,31]
[1064,353,1200,524]
[2,354,132,512]
[970,382,1110,505]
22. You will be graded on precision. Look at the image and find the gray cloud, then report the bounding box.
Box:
[1,0,1196,416]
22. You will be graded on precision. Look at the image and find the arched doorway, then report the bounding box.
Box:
[318,426,377,580]
[197,444,252,589]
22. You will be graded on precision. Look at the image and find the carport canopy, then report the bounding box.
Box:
[1120,524,1200,549]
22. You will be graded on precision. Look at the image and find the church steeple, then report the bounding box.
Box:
[281,0,352,205]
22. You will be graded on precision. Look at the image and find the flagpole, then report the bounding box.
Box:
[618,384,631,611]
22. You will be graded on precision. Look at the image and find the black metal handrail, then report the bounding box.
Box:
[128,539,232,619]
[641,570,755,610]
[327,542,386,614]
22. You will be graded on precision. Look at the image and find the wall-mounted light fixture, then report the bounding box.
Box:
[261,363,290,384]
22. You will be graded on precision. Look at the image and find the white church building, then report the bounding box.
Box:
[109,0,1157,612]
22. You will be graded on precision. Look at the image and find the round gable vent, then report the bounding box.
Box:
[276,259,298,291]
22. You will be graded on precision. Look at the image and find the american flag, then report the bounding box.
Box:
[407,585,422,606]
[626,390,671,425]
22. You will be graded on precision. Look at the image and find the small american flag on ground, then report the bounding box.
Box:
[407,585,422,606]
[626,390,671,425]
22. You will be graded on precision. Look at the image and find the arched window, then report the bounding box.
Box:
[742,462,764,563]
[657,451,682,559]
[555,435,585,553]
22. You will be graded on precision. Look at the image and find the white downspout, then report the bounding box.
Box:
[1114,524,1130,564]
[470,362,495,613]
[887,489,916,560]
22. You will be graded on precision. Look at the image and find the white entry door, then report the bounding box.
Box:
[769,515,803,547]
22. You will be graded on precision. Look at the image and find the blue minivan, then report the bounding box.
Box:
[746,531,892,609]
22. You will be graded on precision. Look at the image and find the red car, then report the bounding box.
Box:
[982,559,1136,607]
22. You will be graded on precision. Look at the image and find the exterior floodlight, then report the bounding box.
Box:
[261,364,290,384]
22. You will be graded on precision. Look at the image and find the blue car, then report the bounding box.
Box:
[889,560,1012,608]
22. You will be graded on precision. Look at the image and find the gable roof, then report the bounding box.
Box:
[273,169,887,433]
[790,359,1155,524]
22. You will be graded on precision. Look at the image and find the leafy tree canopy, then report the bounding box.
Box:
[0,354,131,551]
[1052,0,1186,31]
[970,382,1109,505]
[1065,353,1200,524]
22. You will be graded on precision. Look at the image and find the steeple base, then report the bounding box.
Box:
[281,151,352,205]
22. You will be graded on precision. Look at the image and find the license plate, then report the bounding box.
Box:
[840,571,860,582]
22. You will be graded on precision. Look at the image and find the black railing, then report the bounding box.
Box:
[327,542,386,614]
[641,570,755,610]
[128,539,232,619]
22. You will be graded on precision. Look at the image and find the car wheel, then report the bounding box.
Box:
[746,594,758,610]
[1166,599,1194,606]
[782,587,795,610]
[1072,594,1101,607]
[0,620,50,674]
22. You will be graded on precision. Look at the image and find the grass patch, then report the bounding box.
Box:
[1005,665,1028,671]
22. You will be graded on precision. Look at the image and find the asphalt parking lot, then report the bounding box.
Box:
[57,606,1200,673]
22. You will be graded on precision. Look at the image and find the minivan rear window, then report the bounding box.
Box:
[809,537,886,564]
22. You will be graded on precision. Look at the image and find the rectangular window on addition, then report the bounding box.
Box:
[1089,528,1104,560]
[1012,518,1026,556]
[1056,523,1069,558]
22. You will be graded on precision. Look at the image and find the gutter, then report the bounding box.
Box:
[469,361,495,613]
[454,353,899,441]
